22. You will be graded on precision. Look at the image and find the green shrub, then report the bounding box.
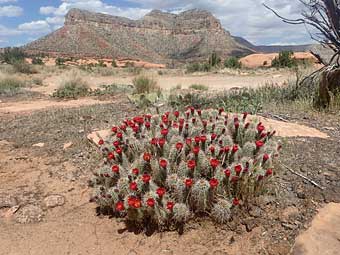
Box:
[92,84,133,95]
[0,47,25,64]
[209,52,221,67]
[132,75,160,94]
[0,75,25,96]
[90,108,281,231]
[189,84,209,91]
[32,57,44,65]
[186,62,211,73]
[112,60,117,67]
[271,51,297,68]
[52,77,90,99]
[224,57,242,69]
[55,57,65,66]
[13,61,36,74]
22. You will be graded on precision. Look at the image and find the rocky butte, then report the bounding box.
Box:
[24,8,253,65]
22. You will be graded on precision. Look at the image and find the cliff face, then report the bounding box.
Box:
[24,8,253,64]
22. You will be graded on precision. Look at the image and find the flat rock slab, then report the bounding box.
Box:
[15,204,44,224]
[43,195,65,208]
[292,203,340,255]
[87,116,329,146]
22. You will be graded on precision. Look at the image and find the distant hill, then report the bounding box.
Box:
[23,8,253,65]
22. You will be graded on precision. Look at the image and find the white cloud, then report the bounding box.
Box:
[0,0,17,3]
[18,20,51,34]
[40,6,57,15]
[0,5,23,17]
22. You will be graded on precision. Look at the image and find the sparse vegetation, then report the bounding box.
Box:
[55,57,66,66]
[271,51,297,69]
[0,47,25,64]
[189,84,209,91]
[52,77,90,99]
[133,75,160,94]
[13,61,36,74]
[224,57,242,69]
[0,75,25,96]
[186,62,211,73]
[32,57,44,65]
[208,52,221,67]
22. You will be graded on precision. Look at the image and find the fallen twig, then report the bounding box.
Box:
[281,163,325,190]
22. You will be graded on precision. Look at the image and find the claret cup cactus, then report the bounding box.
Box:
[90,108,281,230]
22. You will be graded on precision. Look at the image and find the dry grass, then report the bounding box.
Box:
[132,75,160,94]
[52,73,90,99]
[0,74,25,96]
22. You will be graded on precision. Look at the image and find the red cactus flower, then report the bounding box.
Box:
[185,178,193,188]
[185,123,189,129]
[132,168,139,175]
[173,111,180,118]
[257,123,265,133]
[145,122,151,129]
[225,169,231,177]
[179,118,185,125]
[233,198,240,206]
[219,108,224,114]
[160,123,164,129]
[192,118,196,124]
[193,146,200,155]
[108,152,115,160]
[224,146,230,153]
[277,145,282,151]
[258,175,264,181]
[133,198,142,208]
[210,158,220,169]
[111,126,118,133]
[194,136,201,144]
[244,122,250,129]
[202,120,208,127]
[167,201,175,211]
[200,135,207,143]
[142,173,151,183]
[232,144,239,153]
[130,182,138,191]
[146,198,155,207]
[260,132,267,139]
[104,173,110,178]
[156,187,166,197]
[158,138,166,147]
[209,146,215,153]
[116,132,123,139]
[98,139,104,145]
[120,125,127,131]
[231,176,239,183]
[112,165,119,173]
[187,160,196,170]
[243,112,248,120]
[143,152,151,162]
[176,142,183,151]
[162,115,169,124]
[197,109,202,116]
[115,201,125,211]
[173,122,179,128]
[234,121,240,129]
[133,116,144,125]
[151,138,158,145]
[211,133,217,140]
[116,147,123,154]
[186,138,192,145]
[209,178,219,188]
[145,114,152,120]
[234,164,242,174]
[265,169,273,176]
[263,154,270,162]
[132,126,139,133]
[161,129,169,136]
[128,196,136,207]
[159,159,167,168]
[255,140,265,148]
[190,107,195,114]
[113,141,120,147]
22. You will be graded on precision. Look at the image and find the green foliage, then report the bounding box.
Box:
[55,57,65,66]
[186,62,211,73]
[90,108,281,231]
[0,75,25,96]
[32,57,44,65]
[97,60,107,67]
[112,59,117,67]
[92,84,133,96]
[271,51,297,68]
[52,77,90,99]
[0,47,25,64]
[209,52,221,67]
[132,75,160,94]
[12,61,36,74]
[224,57,242,69]
[189,84,209,91]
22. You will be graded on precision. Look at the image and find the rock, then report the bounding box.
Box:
[32,143,45,148]
[63,142,73,150]
[280,206,299,223]
[43,195,65,208]
[249,206,263,218]
[293,203,340,255]
[15,204,43,224]
[281,222,297,230]
[244,218,258,232]
[2,205,20,218]
[0,194,18,208]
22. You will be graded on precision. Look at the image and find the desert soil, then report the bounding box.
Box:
[1,91,340,254]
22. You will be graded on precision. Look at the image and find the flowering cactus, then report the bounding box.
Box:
[90,108,281,229]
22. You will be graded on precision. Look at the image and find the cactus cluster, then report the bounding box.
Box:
[90,108,281,229]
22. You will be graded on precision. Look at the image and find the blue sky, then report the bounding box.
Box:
[0,0,313,48]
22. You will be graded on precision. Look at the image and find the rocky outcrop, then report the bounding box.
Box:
[24,8,253,65]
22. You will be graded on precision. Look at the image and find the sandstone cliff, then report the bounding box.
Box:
[24,8,253,65]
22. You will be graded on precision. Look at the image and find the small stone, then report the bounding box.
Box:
[0,194,18,208]
[43,195,65,208]
[297,192,306,199]
[15,204,43,224]
[78,129,84,134]
[2,205,20,218]
[33,143,45,148]
[244,218,258,232]
[281,222,297,230]
[63,142,73,150]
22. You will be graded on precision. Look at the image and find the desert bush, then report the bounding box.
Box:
[224,57,242,69]
[271,51,297,69]
[55,57,65,66]
[209,52,221,67]
[189,84,209,91]
[52,77,90,99]
[92,84,133,95]
[32,57,44,65]
[112,60,117,67]
[133,75,160,94]
[186,62,211,73]
[0,75,25,96]
[32,77,43,86]
[12,61,36,74]
[90,108,281,231]
[0,47,25,64]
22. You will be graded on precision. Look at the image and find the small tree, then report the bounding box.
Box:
[1,47,25,64]
[209,52,221,67]
[224,57,242,69]
[32,57,44,65]
[271,51,297,68]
